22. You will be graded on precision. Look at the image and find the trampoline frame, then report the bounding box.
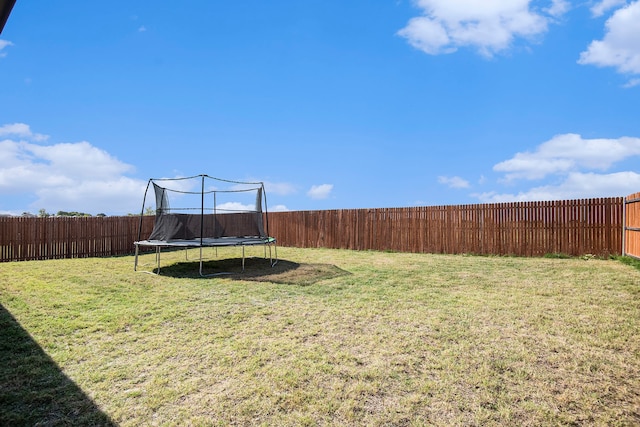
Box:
[133,237,277,276]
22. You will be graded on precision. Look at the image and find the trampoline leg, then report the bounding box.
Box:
[242,246,245,272]
[154,246,162,274]
[269,243,278,267]
[134,244,139,271]
[274,243,278,266]
[199,246,204,277]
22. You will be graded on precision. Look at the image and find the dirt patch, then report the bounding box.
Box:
[158,258,350,285]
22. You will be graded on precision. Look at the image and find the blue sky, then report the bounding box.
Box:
[1,0,639,216]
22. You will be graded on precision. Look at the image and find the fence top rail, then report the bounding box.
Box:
[625,193,640,203]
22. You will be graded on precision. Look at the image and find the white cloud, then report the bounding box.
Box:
[590,0,627,17]
[215,202,256,212]
[28,141,134,178]
[479,132,640,203]
[493,133,640,181]
[34,177,147,216]
[270,204,290,212]
[0,39,13,58]
[546,0,571,17]
[578,1,640,75]
[397,0,564,57]
[475,171,640,202]
[0,123,146,215]
[264,181,297,196]
[623,77,640,87]
[307,184,333,200]
[0,122,49,141]
[438,175,470,189]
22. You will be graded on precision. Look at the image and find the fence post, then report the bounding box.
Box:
[623,195,627,257]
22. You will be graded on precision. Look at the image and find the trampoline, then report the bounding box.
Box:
[134,175,277,276]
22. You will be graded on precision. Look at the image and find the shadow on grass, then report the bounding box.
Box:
[0,304,116,426]
[156,257,351,286]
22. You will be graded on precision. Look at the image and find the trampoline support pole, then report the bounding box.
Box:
[271,243,278,267]
[199,246,204,277]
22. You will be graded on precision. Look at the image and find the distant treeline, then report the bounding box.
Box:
[55,211,105,217]
[22,209,107,218]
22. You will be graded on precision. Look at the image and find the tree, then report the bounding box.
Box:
[56,211,92,217]
[38,208,50,218]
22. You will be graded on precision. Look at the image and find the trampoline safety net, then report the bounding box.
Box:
[133,174,277,275]
[139,175,269,242]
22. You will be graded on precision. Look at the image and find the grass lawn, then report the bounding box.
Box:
[1,246,639,426]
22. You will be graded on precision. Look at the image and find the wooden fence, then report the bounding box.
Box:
[267,198,623,257]
[0,197,629,262]
[0,216,154,262]
[624,192,640,259]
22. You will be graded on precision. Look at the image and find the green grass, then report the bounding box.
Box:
[617,255,640,272]
[1,246,640,426]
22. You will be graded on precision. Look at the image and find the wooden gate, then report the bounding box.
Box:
[624,192,640,259]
